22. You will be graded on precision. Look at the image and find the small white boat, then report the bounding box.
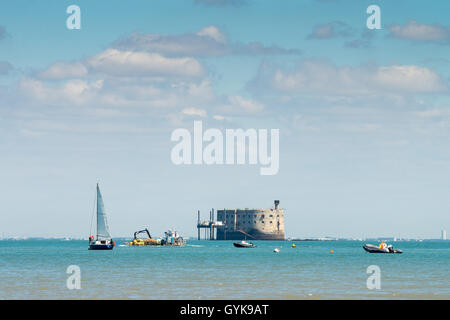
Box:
[273,248,280,253]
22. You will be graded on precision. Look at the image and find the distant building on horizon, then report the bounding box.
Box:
[216,200,285,240]
[442,230,447,240]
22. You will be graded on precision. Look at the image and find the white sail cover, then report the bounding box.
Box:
[96,184,111,239]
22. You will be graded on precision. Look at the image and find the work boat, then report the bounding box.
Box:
[233,240,256,248]
[88,184,114,250]
[363,243,402,254]
[162,229,186,246]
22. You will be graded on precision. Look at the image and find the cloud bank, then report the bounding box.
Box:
[113,26,301,57]
[388,20,450,44]
[250,59,448,96]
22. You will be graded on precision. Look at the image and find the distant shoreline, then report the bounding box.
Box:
[0,237,448,242]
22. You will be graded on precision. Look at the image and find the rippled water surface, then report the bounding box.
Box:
[0,240,448,299]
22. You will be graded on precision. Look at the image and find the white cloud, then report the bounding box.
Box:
[37,62,88,80]
[20,26,277,120]
[20,45,215,113]
[216,95,264,115]
[251,59,448,96]
[37,49,206,81]
[86,49,205,78]
[18,73,216,111]
[229,95,264,113]
[186,79,215,101]
[181,107,207,117]
[388,20,450,43]
[307,21,354,39]
[307,21,375,49]
[196,25,226,43]
[112,26,301,57]
[213,115,228,121]
[19,78,104,106]
[373,65,447,93]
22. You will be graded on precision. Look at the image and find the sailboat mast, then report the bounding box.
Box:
[96,183,99,240]
[89,184,96,238]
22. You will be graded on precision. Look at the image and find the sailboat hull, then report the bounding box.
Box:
[88,243,114,250]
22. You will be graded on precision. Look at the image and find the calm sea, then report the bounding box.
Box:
[0,239,448,299]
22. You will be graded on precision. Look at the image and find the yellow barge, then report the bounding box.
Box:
[128,228,185,246]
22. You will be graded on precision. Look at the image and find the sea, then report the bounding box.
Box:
[0,239,448,300]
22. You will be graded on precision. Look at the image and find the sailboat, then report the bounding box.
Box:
[88,184,115,250]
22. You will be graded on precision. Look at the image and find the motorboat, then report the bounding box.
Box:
[233,240,256,248]
[363,243,402,254]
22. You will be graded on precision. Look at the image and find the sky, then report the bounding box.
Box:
[0,0,449,239]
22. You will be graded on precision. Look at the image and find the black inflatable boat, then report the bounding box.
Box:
[233,240,257,248]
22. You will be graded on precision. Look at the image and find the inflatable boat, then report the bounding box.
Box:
[363,243,402,254]
[233,240,257,248]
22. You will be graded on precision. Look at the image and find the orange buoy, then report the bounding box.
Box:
[330,250,334,253]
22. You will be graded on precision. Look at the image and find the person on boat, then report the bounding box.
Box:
[379,242,387,250]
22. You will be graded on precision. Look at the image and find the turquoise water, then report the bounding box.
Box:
[0,240,448,299]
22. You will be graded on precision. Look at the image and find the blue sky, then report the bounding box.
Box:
[0,0,449,239]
